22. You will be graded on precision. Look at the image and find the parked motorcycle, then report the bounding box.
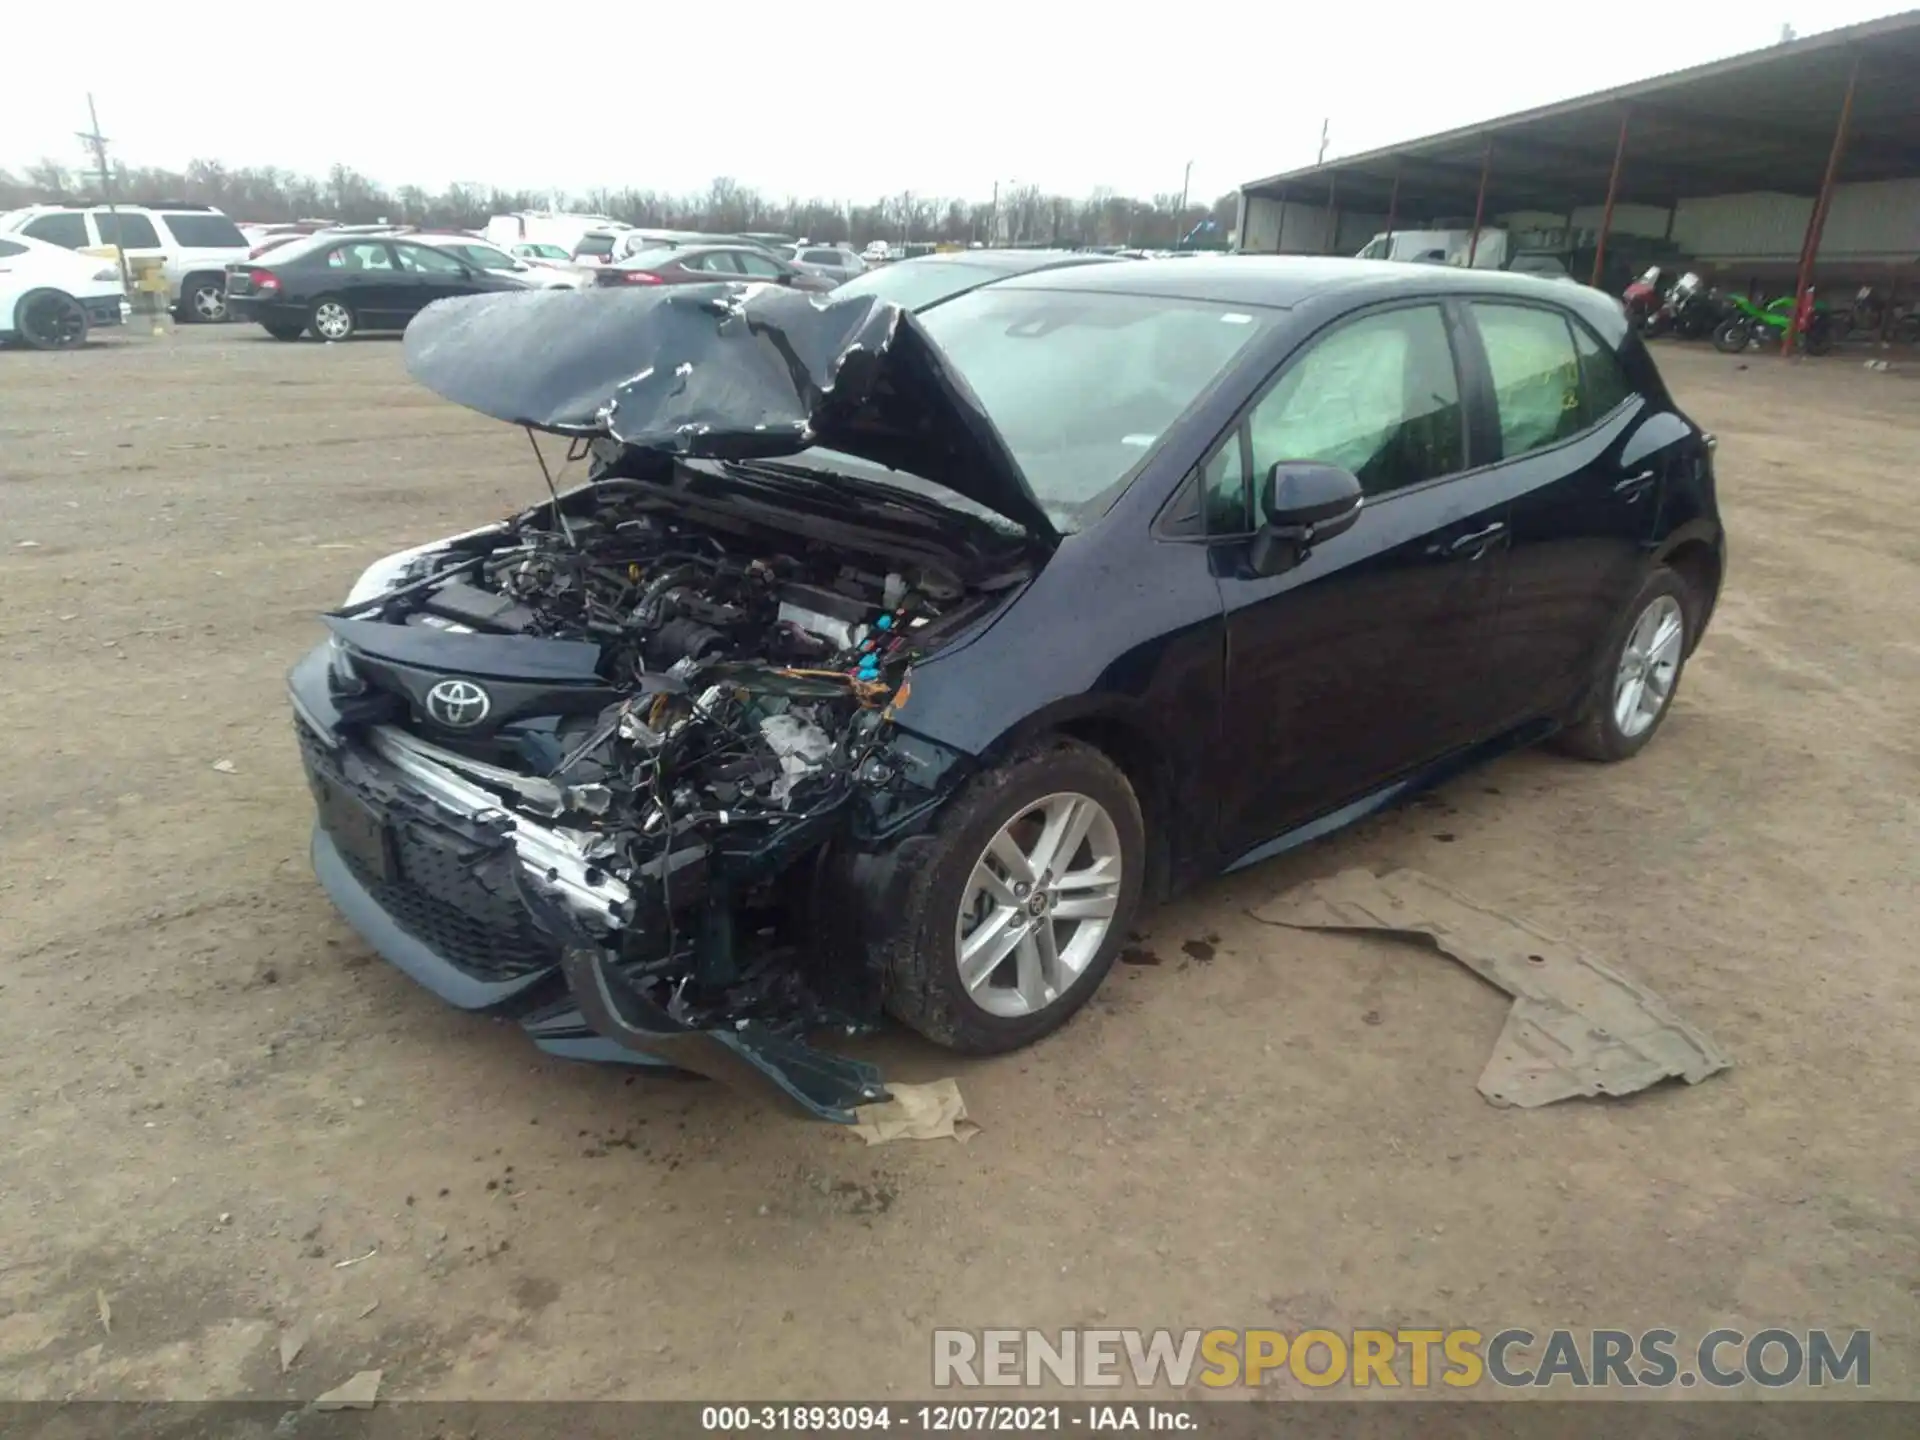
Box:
[1651,272,1723,341]
[1712,290,1836,356]
[1623,266,1665,333]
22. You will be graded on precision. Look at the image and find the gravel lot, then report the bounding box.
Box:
[2,325,1916,1403]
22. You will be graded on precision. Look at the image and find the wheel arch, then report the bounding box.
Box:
[972,700,1182,908]
[1654,527,1724,651]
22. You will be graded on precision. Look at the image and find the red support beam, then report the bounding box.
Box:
[1590,109,1631,287]
[1466,139,1493,267]
[1785,52,1861,356]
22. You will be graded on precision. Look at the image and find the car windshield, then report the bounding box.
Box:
[915,288,1272,533]
[832,259,1010,313]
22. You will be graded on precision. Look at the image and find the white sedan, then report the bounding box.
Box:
[0,233,130,349]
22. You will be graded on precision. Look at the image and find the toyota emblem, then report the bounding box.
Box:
[424,678,492,728]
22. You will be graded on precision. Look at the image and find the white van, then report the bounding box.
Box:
[1356,227,1510,270]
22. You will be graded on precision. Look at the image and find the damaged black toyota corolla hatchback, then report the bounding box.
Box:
[290,258,1723,1119]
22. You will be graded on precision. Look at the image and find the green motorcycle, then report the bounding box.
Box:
[1712,291,1836,356]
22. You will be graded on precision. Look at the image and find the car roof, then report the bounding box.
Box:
[991,254,1616,319]
[891,249,1118,276]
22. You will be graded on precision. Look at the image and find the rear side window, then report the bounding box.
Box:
[1471,303,1583,456]
[0,239,24,257]
[23,213,88,248]
[325,242,395,271]
[95,212,161,248]
[160,214,246,247]
[574,234,617,259]
[1570,322,1633,424]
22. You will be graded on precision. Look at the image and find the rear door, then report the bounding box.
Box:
[1456,300,1667,725]
[1208,301,1513,856]
[318,241,407,326]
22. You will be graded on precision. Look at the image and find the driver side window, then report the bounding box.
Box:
[1199,304,1465,533]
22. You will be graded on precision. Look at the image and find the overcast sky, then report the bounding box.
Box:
[2,4,1906,204]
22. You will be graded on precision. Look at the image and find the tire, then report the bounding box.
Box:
[178,275,229,324]
[1554,567,1694,763]
[1711,318,1752,354]
[14,289,89,350]
[262,322,306,341]
[875,736,1144,1054]
[1803,317,1836,356]
[310,297,356,342]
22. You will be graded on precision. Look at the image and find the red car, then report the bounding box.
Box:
[594,243,837,292]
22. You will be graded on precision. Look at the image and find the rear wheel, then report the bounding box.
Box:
[1554,567,1693,763]
[1711,318,1752,354]
[1803,315,1837,356]
[310,297,355,342]
[875,738,1144,1054]
[179,275,228,324]
[15,289,89,350]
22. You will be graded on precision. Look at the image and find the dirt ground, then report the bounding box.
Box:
[1,325,1916,1405]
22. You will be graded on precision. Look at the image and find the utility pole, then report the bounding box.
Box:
[1176,160,1193,248]
[989,180,998,247]
[77,94,132,292]
[1318,118,1331,165]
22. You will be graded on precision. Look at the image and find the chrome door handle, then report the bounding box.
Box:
[1444,522,1507,559]
[1614,470,1657,500]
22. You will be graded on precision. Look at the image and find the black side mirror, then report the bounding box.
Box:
[1248,462,1363,576]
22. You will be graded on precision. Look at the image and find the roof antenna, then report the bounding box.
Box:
[524,426,578,547]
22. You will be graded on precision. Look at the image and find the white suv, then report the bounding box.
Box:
[0,203,251,322]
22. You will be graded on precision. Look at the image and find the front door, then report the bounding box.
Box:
[390,242,481,320]
[1208,302,1512,858]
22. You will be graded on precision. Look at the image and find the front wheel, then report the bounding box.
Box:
[15,289,89,350]
[1711,318,1752,354]
[310,297,355,342]
[875,737,1144,1054]
[1554,568,1694,763]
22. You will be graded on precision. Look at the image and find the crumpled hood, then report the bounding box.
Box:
[403,283,1059,544]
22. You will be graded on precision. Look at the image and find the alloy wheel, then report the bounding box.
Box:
[1614,594,1685,738]
[313,301,352,341]
[954,792,1123,1018]
[191,283,227,322]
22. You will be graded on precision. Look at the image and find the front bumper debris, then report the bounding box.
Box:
[290,646,889,1122]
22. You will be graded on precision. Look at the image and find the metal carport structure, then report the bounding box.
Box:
[1237,9,1920,350]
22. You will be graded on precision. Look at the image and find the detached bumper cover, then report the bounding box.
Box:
[291,644,887,1122]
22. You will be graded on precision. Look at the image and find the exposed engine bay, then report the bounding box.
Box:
[318,468,1028,1104]
[295,283,1064,1119]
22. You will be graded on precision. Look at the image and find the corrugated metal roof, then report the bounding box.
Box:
[1241,10,1920,216]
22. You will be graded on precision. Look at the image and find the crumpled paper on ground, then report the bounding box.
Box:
[850,1077,980,1143]
[1251,867,1731,1107]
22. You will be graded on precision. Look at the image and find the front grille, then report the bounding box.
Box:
[298,724,560,984]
